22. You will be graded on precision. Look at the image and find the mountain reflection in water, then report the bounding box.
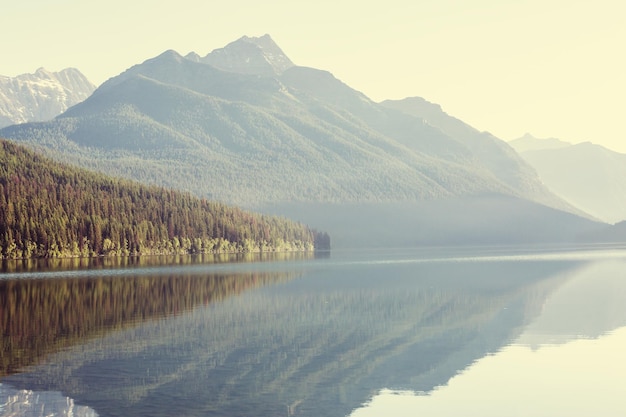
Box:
[1,248,625,417]
[351,258,626,417]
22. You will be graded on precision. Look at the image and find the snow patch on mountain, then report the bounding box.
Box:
[0,68,95,127]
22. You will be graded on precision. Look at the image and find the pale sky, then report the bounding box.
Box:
[2,0,625,152]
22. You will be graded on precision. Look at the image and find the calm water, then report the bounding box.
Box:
[1,246,626,417]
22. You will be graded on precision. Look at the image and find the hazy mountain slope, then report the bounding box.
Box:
[510,134,626,223]
[0,68,95,127]
[509,133,571,152]
[280,68,474,163]
[380,97,580,214]
[264,196,603,248]
[0,36,607,246]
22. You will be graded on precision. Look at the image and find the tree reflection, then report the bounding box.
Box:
[1,253,307,376]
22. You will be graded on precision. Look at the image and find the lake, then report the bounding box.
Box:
[2,246,626,417]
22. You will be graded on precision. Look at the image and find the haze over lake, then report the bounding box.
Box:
[2,246,626,416]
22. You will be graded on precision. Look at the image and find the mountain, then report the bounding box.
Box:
[0,67,95,127]
[0,36,606,246]
[0,139,323,259]
[509,133,571,152]
[187,34,295,76]
[379,97,575,213]
[510,134,626,224]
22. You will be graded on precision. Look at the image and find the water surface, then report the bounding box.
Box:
[2,247,625,416]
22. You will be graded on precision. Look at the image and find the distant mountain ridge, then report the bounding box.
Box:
[509,133,571,152]
[510,134,626,224]
[0,35,607,246]
[0,68,95,127]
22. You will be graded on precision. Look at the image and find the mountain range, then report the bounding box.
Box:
[0,67,95,128]
[510,134,626,224]
[0,35,612,247]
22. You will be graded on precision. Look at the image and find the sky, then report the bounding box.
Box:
[2,0,625,152]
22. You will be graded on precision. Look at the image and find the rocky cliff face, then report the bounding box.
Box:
[0,67,95,127]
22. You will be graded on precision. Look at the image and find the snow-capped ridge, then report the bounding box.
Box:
[0,68,95,127]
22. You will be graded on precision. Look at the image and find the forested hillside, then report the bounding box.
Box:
[0,139,327,259]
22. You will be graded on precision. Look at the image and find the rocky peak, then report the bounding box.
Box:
[0,68,95,127]
[200,34,295,76]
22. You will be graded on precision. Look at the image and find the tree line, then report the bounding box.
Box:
[0,139,330,259]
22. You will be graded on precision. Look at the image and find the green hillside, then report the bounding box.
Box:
[0,139,327,259]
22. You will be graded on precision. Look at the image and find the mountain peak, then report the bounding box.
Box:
[155,49,185,61]
[238,34,279,50]
[0,67,95,127]
[185,51,202,62]
[509,134,572,152]
[201,34,294,76]
[34,67,52,76]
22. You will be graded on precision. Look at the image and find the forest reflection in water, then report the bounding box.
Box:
[0,252,315,376]
[1,247,626,417]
